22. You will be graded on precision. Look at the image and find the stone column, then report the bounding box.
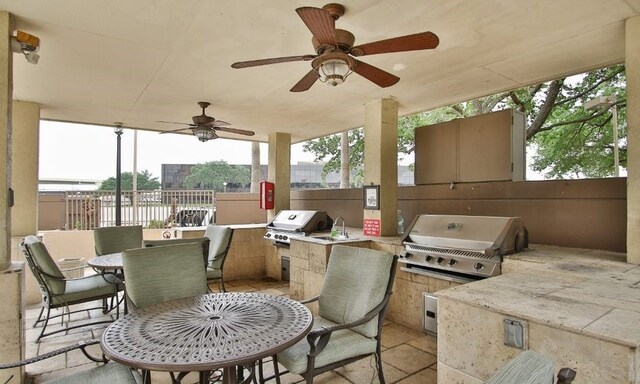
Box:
[267,132,290,221]
[11,101,39,305]
[363,98,398,236]
[627,16,640,264]
[0,11,25,384]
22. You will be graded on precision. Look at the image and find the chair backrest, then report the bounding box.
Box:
[318,245,397,338]
[485,350,554,384]
[203,225,234,269]
[122,242,208,311]
[93,225,143,256]
[21,235,66,295]
[143,237,210,267]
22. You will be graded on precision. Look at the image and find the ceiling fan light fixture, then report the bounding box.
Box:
[313,53,355,87]
[193,126,214,142]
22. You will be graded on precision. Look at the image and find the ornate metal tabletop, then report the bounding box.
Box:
[101,292,312,378]
[87,252,122,270]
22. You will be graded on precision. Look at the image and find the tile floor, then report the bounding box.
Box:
[24,277,437,384]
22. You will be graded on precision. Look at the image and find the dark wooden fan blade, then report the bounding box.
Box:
[160,127,193,134]
[215,127,255,136]
[353,60,400,88]
[351,31,439,56]
[296,7,336,46]
[231,55,316,69]
[157,120,191,125]
[290,69,319,92]
[211,120,230,127]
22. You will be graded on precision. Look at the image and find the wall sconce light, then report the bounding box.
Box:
[11,31,40,64]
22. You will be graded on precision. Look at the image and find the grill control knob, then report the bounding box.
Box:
[265,233,272,238]
[448,259,457,266]
[473,262,484,271]
[436,257,445,264]
[282,235,288,241]
[425,255,433,263]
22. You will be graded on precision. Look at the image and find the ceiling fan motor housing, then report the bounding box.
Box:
[312,29,355,54]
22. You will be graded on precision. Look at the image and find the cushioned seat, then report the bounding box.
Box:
[484,350,577,384]
[203,225,234,292]
[93,225,143,255]
[46,360,143,384]
[273,245,398,384]
[21,235,123,342]
[122,242,209,311]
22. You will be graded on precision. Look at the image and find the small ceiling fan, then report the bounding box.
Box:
[231,3,439,92]
[159,102,255,142]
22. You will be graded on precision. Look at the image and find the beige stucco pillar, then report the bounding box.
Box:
[363,98,398,236]
[11,101,39,305]
[267,132,290,221]
[627,16,640,264]
[0,11,25,384]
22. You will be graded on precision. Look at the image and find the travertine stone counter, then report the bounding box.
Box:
[437,244,636,384]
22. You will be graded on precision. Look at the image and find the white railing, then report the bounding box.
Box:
[64,190,215,229]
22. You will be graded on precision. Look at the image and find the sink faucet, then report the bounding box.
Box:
[333,217,348,238]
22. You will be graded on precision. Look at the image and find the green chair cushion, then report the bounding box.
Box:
[484,350,554,384]
[206,267,222,279]
[45,361,143,384]
[50,274,121,306]
[204,225,232,266]
[23,235,66,295]
[276,316,377,375]
[123,242,208,310]
[318,245,394,338]
[94,225,143,255]
[144,237,209,266]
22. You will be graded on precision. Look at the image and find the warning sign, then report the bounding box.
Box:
[363,219,381,236]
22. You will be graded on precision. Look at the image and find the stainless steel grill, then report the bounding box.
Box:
[264,210,333,245]
[400,214,527,283]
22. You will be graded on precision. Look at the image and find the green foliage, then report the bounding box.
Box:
[146,219,166,229]
[183,160,250,191]
[99,170,160,190]
[301,64,626,180]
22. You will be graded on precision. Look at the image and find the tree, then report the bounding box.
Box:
[303,64,626,181]
[98,170,160,190]
[183,160,250,191]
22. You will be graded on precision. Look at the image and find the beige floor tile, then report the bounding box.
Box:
[335,356,409,384]
[257,288,287,296]
[227,284,259,292]
[382,344,437,374]
[407,334,437,355]
[396,367,437,384]
[381,323,423,349]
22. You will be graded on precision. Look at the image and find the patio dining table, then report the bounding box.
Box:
[87,252,123,270]
[100,292,313,384]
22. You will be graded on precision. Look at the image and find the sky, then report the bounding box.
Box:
[38,120,319,182]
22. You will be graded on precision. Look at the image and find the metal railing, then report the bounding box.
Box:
[64,190,215,229]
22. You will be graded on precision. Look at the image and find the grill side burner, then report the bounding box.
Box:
[400,214,527,282]
[264,210,333,245]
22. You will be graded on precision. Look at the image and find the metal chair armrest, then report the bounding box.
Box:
[0,339,104,369]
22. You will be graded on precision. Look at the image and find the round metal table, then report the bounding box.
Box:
[87,252,123,270]
[101,292,313,384]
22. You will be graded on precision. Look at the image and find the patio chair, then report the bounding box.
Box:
[122,242,209,311]
[0,339,142,383]
[484,350,577,384]
[93,225,143,256]
[142,237,210,267]
[271,245,398,384]
[21,235,123,343]
[203,224,234,292]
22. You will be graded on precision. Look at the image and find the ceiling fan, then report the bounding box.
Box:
[231,3,439,92]
[159,102,255,142]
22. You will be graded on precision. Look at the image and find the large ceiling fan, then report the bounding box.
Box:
[231,3,439,92]
[159,102,255,142]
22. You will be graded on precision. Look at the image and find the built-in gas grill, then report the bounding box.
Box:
[264,210,333,245]
[400,214,527,283]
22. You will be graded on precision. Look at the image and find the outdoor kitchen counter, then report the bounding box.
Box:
[436,244,639,383]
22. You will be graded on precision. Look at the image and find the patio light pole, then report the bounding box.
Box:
[223,182,227,193]
[585,96,619,177]
[114,123,124,226]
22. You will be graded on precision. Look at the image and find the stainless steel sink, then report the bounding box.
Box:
[311,235,356,242]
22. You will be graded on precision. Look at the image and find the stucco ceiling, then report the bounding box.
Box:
[1,0,639,143]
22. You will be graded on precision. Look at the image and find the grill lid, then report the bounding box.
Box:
[266,210,333,233]
[403,214,527,256]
